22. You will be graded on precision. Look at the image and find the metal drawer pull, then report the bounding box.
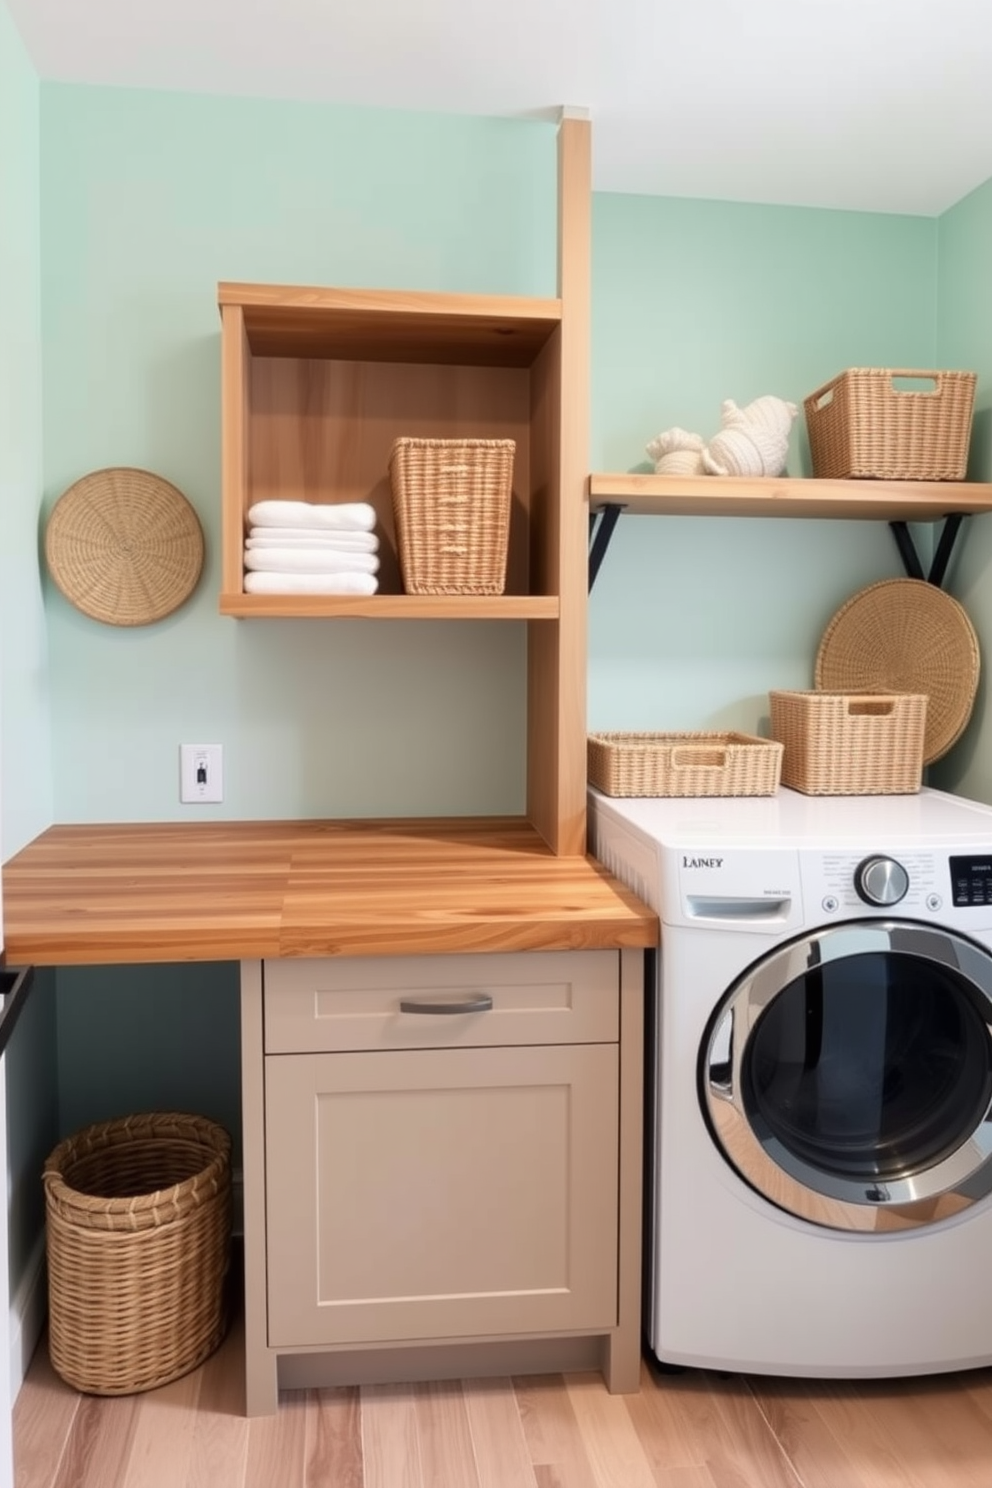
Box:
[399,993,494,1015]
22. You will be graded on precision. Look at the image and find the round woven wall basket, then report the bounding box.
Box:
[43,1112,232,1396]
[814,578,981,765]
[44,467,204,626]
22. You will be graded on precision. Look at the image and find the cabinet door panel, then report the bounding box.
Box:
[263,951,618,1053]
[265,1043,618,1346]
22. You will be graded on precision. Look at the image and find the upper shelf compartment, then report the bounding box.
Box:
[218,283,565,619]
[588,473,992,522]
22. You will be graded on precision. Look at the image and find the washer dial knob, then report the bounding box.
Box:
[855,855,909,906]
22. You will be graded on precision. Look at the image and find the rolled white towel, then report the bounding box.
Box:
[244,571,378,596]
[248,500,376,532]
[244,548,379,575]
[246,529,379,553]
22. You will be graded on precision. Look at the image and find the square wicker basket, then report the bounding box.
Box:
[587,731,783,798]
[769,691,927,795]
[389,437,515,595]
[804,368,977,481]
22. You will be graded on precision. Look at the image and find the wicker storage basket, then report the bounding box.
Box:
[389,437,514,595]
[588,731,783,798]
[804,368,977,480]
[44,1112,232,1396]
[769,691,927,795]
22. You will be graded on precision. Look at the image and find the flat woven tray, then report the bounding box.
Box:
[814,578,980,765]
[45,467,204,625]
[588,731,783,798]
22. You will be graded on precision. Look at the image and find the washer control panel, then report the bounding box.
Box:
[801,847,992,926]
[949,854,992,907]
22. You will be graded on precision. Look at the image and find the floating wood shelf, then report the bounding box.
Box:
[588,473,992,522]
[587,474,992,590]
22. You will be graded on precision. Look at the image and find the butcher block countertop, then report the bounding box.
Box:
[1,817,659,967]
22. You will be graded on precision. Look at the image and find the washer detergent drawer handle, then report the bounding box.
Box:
[687,895,791,921]
[399,993,494,1015]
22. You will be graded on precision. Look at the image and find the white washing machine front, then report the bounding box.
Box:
[589,785,992,1377]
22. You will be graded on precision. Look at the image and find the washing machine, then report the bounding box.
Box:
[589,784,992,1378]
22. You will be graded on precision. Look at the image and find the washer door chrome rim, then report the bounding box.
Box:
[702,920,992,1232]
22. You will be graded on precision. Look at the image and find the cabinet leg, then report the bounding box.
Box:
[603,1326,641,1394]
[244,1348,280,1418]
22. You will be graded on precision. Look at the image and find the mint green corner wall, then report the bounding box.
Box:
[0,0,58,1384]
[930,179,992,802]
[40,84,557,827]
[588,192,938,737]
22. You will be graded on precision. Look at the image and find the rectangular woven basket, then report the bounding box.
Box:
[389,437,515,595]
[43,1111,233,1396]
[588,731,783,798]
[769,691,927,795]
[803,368,977,480]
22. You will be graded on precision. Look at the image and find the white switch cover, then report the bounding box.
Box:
[180,744,223,803]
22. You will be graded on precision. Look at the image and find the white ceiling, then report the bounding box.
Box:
[7,0,992,216]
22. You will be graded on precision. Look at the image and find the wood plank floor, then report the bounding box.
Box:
[15,1308,992,1488]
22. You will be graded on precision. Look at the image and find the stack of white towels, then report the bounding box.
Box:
[244,500,380,596]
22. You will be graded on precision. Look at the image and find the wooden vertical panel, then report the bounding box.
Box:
[528,112,591,856]
[220,303,250,605]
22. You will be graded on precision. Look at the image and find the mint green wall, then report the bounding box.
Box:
[588,193,938,734]
[39,84,558,1159]
[930,178,992,801]
[0,0,58,1336]
[0,6,51,856]
[40,84,557,825]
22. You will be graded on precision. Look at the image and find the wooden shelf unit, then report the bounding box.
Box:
[588,472,992,521]
[218,116,592,856]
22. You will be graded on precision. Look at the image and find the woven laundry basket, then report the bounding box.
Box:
[804,368,977,480]
[587,731,783,798]
[389,437,514,594]
[44,1112,232,1396]
[770,691,927,795]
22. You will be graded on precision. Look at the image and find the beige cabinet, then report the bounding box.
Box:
[240,948,645,1414]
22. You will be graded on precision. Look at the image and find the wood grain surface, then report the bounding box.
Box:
[1,818,658,966]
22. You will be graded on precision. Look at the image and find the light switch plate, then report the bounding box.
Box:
[180,744,223,803]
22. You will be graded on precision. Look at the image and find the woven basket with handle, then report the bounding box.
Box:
[804,368,977,480]
[44,1111,232,1396]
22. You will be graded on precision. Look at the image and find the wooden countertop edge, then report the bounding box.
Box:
[2,818,659,967]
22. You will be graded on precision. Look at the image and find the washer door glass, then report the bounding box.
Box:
[701,921,992,1231]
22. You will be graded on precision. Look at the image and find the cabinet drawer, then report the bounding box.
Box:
[265,1042,620,1347]
[263,951,619,1054]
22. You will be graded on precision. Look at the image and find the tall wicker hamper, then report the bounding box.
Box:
[43,1112,232,1396]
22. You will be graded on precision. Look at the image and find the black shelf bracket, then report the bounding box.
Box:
[889,513,966,588]
[589,503,625,591]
